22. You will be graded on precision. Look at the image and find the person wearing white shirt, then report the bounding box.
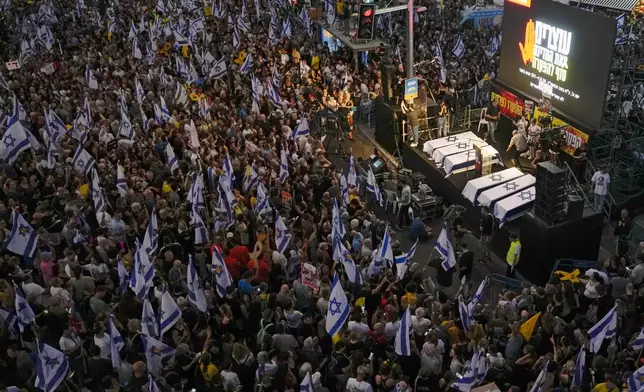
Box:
[93,328,111,359]
[346,366,373,392]
[591,168,610,211]
[347,314,370,340]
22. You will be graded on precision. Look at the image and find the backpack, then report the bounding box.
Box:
[256,319,274,349]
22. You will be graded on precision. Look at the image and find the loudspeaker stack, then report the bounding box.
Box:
[534,162,566,225]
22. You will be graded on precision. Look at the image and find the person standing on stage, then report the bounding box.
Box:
[506,130,528,169]
[484,99,500,143]
[591,167,610,212]
[506,234,522,278]
[437,100,449,138]
[401,99,420,147]
[397,179,412,230]
[479,206,494,264]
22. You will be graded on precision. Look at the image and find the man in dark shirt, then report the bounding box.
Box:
[87,345,115,388]
[484,100,500,143]
[458,242,475,281]
[479,206,494,264]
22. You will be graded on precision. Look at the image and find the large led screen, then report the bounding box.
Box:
[497,0,617,129]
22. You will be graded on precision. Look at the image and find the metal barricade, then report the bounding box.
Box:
[551,259,598,276]
[480,273,533,306]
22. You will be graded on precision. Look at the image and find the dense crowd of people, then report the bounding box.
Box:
[1,0,644,392]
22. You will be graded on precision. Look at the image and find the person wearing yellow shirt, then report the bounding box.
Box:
[592,375,619,392]
[199,328,219,385]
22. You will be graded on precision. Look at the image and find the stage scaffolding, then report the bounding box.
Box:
[588,19,644,210]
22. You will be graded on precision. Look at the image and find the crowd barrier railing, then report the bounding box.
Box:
[551,259,598,277]
[479,273,534,306]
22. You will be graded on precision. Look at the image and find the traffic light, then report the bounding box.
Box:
[357,4,376,41]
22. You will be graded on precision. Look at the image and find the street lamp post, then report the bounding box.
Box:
[406,0,414,79]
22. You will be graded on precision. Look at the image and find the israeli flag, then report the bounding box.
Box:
[332,231,362,284]
[326,273,350,336]
[160,97,170,119]
[174,81,188,106]
[199,96,211,120]
[14,283,35,331]
[475,349,488,384]
[154,104,166,125]
[281,18,292,37]
[291,116,309,139]
[300,372,314,392]
[628,365,644,392]
[117,256,128,292]
[340,175,349,207]
[142,208,159,255]
[451,351,481,392]
[572,347,585,387]
[71,144,96,174]
[326,0,336,25]
[268,82,282,107]
[149,375,161,392]
[368,222,393,275]
[134,78,145,105]
[0,116,31,164]
[6,209,39,259]
[108,314,124,367]
[459,297,472,332]
[129,241,155,299]
[166,143,179,172]
[159,67,168,86]
[366,168,383,206]
[35,343,69,392]
[116,164,127,197]
[0,308,18,339]
[140,107,150,132]
[188,255,208,313]
[209,57,227,80]
[254,183,270,214]
[332,199,346,238]
[530,362,549,392]
[452,35,465,58]
[395,307,412,356]
[191,206,208,245]
[119,107,134,140]
[588,305,618,353]
[160,290,181,335]
[279,148,289,183]
[240,52,253,75]
[243,165,259,194]
[188,174,205,209]
[85,65,99,89]
[238,16,250,33]
[129,21,137,39]
[616,13,625,31]
[173,29,191,47]
[405,238,418,264]
[632,328,644,350]
[132,37,143,59]
[348,155,357,186]
[45,109,66,147]
[232,26,240,49]
[469,278,487,310]
[156,0,167,13]
[141,298,159,338]
[143,335,176,377]
[175,56,190,81]
[13,93,27,122]
[434,44,444,66]
[90,168,106,215]
[275,212,292,254]
[212,246,233,297]
[435,227,456,270]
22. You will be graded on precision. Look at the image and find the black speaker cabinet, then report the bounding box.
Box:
[535,162,566,225]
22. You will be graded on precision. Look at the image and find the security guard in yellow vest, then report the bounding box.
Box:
[506,234,521,278]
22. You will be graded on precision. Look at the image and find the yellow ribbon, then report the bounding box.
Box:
[554,268,581,283]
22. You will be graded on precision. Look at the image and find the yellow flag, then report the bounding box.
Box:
[181,46,190,57]
[332,333,341,345]
[520,312,541,341]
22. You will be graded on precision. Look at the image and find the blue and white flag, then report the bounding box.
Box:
[325,273,350,336]
[469,278,487,311]
[271,64,283,87]
[135,78,145,105]
[340,175,349,207]
[90,168,106,216]
[191,206,208,245]
[255,183,270,214]
[332,230,362,284]
[0,308,18,339]
[588,305,618,353]
[160,290,181,335]
[332,199,346,238]
[71,144,96,174]
[160,96,170,119]
[6,209,39,259]
[188,255,208,313]
[530,362,549,392]
[149,375,161,392]
[143,335,176,377]
[475,349,488,384]
[243,165,259,194]
[632,328,644,350]
[279,148,289,183]
[129,21,138,39]
[166,143,179,172]
[129,241,155,299]
[281,18,292,37]
[368,222,393,275]
[173,29,191,47]
[12,94,27,123]
[572,347,585,387]
[108,314,124,367]
[240,52,253,75]
[291,116,309,139]
[459,297,472,332]
[142,208,159,255]
[35,343,69,392]
[405,239,418,265]
[274,212,292,254]
[348,155,357,186]
[238,16,250,33]
[616,13,625,31]
[300,372,314,392]
[85,65,99,89]
[141,298,159,338]
[451,351,481,392]
[212,246,233,297]
[119,106,134,140]
[14,283,35,331]
[395,307,412,356]
[0,116,31,164]
[117,256,128,292]
[268,82,282,107]
[485,35,500,58]
[174,81,189,107]
[209,57,227,80]
[366,168,382,206]
[116,164,127,197]
[628,365,644,392]
[188,174,206,210]
[452,35,465,58]
[435,227,456,270]
[45,109,66,148]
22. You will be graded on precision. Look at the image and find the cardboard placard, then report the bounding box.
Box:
[301,262,319,290]
[40,62,57,75]
[6,61,21,71]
